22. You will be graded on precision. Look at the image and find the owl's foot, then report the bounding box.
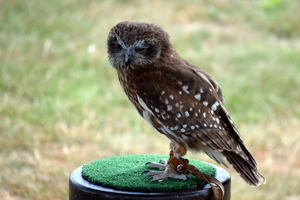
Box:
[145,155,225,200]
[144,158,187,181]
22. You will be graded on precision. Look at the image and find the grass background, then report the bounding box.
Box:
[1,0,299,199]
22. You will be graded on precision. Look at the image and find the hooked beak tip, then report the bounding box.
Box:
[124,50,132,66]
[125,56,129,64]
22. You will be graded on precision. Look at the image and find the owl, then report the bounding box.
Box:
[107,21,266,186]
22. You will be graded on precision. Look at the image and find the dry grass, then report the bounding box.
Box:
[1,0,300,199]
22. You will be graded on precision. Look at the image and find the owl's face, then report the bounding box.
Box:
[107,21,172,70]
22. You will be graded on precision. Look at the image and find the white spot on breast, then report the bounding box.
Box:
[161,91,165,95]
[174,125,179,130]
[167,105,172,111]
[203,112,206,118]
[211,105,217,111]
[169,95,174,100]
[189,108,193,111]
[170,127,174,131]
[180,128,186,133]
[211,101,219,111]
[165,99,169,104]
[200,88,204,93]
[203,101,208,106]
[202,142,207,146]
[182,85,189,94]
[175,103,179,107]
[182,124,187,128]
[182,134,189,140]
[179,91,182,94]
[195,113,198,117]
[216,118,220,124]
[194,93,201,100]
[191,125,195,130]
[177,113,181,118]
[155,108,159,113]
[177,80,182,85]
[204,123,207,127]
[214,124,218,128]
[185,111,190,117]
[210,124,213,127]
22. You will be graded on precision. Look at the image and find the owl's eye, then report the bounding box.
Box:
[135,48,148,53]
[113,43,122,50]
[135,43,150,54]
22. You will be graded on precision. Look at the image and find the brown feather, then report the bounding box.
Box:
[107,21,266,186]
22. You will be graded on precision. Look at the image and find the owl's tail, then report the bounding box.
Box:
[222,150,266,186]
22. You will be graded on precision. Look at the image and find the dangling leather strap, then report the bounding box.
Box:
[168,155,224,200]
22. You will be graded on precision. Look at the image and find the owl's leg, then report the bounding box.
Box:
[144,142,188,181]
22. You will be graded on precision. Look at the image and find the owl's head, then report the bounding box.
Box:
[107,21,173,70]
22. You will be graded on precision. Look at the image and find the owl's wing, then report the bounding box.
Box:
[134,64,257,169]
[185,61,224,103]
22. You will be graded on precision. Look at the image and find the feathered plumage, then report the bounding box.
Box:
[107,21,266,186]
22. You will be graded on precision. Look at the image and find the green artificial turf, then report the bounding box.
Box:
[81,154,216,192]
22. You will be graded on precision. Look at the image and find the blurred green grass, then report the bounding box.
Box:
[1,0,300,199]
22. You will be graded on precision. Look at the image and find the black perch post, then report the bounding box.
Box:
[69,155,231,200]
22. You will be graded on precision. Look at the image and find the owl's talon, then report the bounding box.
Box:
[142,170,150,174]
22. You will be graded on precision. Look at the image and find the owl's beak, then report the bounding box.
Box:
[124,50,132,65]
